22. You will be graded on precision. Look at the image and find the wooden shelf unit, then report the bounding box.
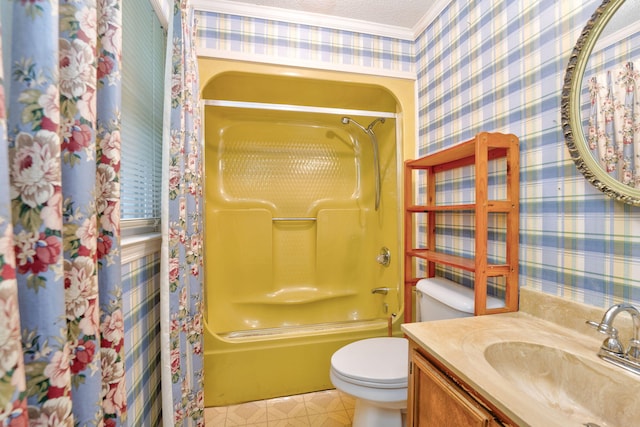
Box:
[404,132,519,321]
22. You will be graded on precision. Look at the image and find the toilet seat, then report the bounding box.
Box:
[330,337,408,389]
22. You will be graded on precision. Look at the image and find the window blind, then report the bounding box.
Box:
[1,3,13,100]
[120,0,166,222]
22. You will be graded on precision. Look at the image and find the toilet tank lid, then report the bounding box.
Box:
[416,277,504,313]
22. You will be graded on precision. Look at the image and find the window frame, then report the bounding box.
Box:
[120,0,169,260]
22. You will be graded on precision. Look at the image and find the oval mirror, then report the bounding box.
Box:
[562,0,640,206]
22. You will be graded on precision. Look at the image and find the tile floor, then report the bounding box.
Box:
[204,389,355,426]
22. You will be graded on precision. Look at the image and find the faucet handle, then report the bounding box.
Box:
[586,319,615,335]
[376,247,391,267]
[601,329,625,355]
[626,339,640,362]
[586,320,624,355]
[586,320,601,331]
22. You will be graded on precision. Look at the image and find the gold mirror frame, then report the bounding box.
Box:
[561,0,640,206]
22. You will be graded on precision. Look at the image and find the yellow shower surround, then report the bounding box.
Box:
[200,58,416,406]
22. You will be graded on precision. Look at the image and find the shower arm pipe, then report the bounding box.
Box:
[203,99,397,119]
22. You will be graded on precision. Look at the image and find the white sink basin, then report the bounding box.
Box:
[484,341,640,427]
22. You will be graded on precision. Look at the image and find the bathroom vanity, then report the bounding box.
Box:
[407,339,508,426]
[402,293,640,427]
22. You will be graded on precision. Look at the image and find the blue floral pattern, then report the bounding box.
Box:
[164,1,205,425]
[0,22,29,426]
[0,1,124,425]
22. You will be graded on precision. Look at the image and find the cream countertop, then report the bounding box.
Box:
[402,311,640,427]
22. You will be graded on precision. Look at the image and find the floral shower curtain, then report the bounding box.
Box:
[160,1,204,426]
[0,1,124,426]
[586,61,640,188]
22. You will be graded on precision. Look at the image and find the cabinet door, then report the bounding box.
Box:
[411,351,492,427]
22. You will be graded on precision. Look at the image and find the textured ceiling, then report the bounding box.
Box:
[217,0,435,29]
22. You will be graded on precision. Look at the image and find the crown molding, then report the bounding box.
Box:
[197,47,417,80]
[412,0,451,39]
[593,23,637,54]
[192,0,415,40]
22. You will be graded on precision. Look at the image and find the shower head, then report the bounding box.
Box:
[341,116,385,132]
[367,117,385,131]
[341,116,367,133]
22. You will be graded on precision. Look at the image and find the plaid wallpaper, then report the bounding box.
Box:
[195,11,414,74]
[195,0,640,309]
[123,253,162,426]
[416,0,640,307]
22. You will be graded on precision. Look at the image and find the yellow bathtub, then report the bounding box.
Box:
[200,59,415,406]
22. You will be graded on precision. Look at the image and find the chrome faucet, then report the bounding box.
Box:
[587,303,640,375]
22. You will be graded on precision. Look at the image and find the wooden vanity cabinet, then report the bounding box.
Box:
[407,341,512,427]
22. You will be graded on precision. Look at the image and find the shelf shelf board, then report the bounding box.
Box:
[406,132,516,170]
[406,204,476,212]
[407,201,515,213]
[407,249,511,276]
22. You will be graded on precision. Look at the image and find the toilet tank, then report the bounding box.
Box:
[415,277,504,321]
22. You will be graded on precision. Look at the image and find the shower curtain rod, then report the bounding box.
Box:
[203,99,397,119]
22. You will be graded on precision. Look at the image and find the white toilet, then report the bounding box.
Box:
[329,277,504,427]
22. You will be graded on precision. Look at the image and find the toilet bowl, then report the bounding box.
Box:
[330,337,408,427]
[330,277,505,426]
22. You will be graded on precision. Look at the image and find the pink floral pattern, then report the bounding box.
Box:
[586,61,640,188]
[163,1,205,425]
[1,1,124,425]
